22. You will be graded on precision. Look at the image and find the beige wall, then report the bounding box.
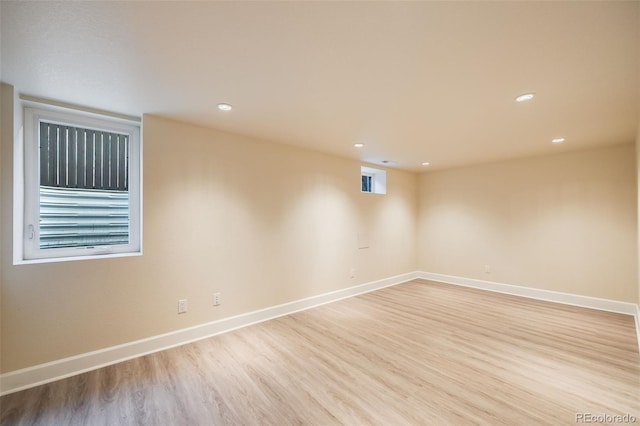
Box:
[1,84,637,375]
[418,144,638,303]
[0,111,418,372]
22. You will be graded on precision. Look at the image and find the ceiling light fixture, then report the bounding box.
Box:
[515,93,535,103]
[217,103,233,111]
[551,137,565,144]
[421,162,430,166]
[354,143,364,148]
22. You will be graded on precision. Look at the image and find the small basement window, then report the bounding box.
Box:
[360,166,386,194]
[19,104,142,263]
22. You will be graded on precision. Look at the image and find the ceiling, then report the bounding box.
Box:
[1,1,638,172]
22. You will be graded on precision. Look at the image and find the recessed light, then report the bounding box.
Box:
[421,162,430,166]
[217,103,233,111]
[354,143,364,148]
[551,137,565,144]
[515,93,535,103]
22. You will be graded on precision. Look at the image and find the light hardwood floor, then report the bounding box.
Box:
[1,279,639,425]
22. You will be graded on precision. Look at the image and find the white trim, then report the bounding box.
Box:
[420,272,640,353]
[2,270,637,396]
[15,251,143,265]
[20,94,141,123]
[0,271,420,396]
[419,272,638,315]
[12,104,24,265]
[360,166,387,194]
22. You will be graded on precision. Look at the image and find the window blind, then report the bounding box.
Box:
[39,186,129,249]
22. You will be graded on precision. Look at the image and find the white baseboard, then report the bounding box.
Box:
[3,270,638,396]
[419,272,640,353]
[0,271,420,396]
[419,272,638,315]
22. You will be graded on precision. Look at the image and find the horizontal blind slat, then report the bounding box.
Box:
[39,186,129,249]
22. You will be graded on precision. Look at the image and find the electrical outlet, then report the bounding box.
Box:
[213,292,221,306]
[178,299,188,314]
[484,264,491,274]
[350,268,356,278]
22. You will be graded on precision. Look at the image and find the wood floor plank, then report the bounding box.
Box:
[1,279,638,425]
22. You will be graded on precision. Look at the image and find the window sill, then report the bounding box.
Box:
[14,250,142,266]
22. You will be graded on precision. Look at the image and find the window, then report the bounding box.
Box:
[20,104,142,262]
[360,166,386,194]
[361,174,373,192]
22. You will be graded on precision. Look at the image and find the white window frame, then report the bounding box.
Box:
[18,103,142,264]
[361,166,387,195]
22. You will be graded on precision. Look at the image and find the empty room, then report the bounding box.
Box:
[1,1,639,425]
